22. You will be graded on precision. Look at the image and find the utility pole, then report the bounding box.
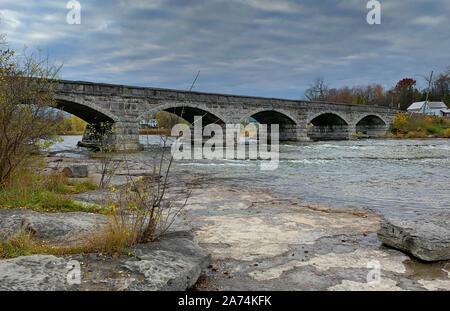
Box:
[424,71,433,114]
[425,71,434,102]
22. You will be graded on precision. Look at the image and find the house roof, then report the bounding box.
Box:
[428,102,448,109]
[407,102,425,110]
[407,101,448,110]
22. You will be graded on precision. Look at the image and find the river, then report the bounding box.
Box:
[51,135,449,219]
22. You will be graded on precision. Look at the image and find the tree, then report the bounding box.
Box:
[373,84,384,100]
[63,115,87,133]
[0,46,63,186]
[353,94,367,105]
[394,78,417,110]
[433,73,449,101]
[304,77,328,101]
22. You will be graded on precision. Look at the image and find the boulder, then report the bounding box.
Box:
[378,216,450,262]
[62,165,88,178]
[121,231,211,291]
[0,209,108,246]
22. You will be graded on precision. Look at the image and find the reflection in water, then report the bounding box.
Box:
[51,135,450,219]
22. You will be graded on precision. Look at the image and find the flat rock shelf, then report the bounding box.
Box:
[0,231,211,291]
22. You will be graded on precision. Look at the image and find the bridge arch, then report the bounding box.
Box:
[307,112,349,141]
[241,109,298,141]
[55,95,118,124]
[55,95,123,149]
[355,114,388,137]
[139,102,226,127]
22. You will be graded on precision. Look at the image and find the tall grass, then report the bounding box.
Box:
[0,230,130,259]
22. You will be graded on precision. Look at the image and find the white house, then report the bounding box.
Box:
[139,119,158,128]
[407,101,448,117]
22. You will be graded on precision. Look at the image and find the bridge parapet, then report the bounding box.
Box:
[56,80,397,112]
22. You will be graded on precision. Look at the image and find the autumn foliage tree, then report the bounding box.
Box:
[394,78,416,93]
[393,78,418,110]
[0,46,63,186]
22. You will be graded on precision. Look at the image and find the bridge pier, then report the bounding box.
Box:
[79,122,142,151]
[279,124,299,141]
[114,121,142,151]
[295,125,311,142]
[347,125,357,139]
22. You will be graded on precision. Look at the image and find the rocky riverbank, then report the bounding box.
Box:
[170,185,448,291]
[0,231,210,291]
[0,155,212,291]
[0,155,449,291]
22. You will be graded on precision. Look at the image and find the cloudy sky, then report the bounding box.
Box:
[0,0,448,99]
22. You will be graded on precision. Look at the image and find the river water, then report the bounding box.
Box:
[51,136,449,219]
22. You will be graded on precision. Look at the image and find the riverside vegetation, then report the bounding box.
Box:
[390,112,450,138]
[0,43,189,261]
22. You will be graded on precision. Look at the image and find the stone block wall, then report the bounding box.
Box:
[55,80,398,150]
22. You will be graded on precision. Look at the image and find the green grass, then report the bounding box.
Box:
[69,180,99,193]
[424,123,444,134]
[0,168,110,214]
[0,187,110,213]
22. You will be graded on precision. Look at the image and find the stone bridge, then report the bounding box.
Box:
[55,80,398,151]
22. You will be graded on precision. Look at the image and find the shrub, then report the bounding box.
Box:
[391,112,449,137]
[391,112,409,134]
[105,139,190,244]
[444,128,450,138]
[354,131,364,139]
[404,130,427,138]
[424,123,443,134]
[0,47,63,186]
[107,174,189,244]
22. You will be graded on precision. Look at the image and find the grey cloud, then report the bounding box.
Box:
[0,0,448,98]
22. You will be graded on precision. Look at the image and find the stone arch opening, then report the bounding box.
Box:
[249,110,298,141]
[56,99,116,125]
[162,106,225,126]
[140,105,226,129]
[307,113,349,140]
[139,105,226,134]
[138,105,226,148]
[356,115,387,137]
[138,109,190,148]
[56,99,118,149]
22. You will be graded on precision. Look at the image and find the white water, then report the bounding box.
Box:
[52,136,450,219]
